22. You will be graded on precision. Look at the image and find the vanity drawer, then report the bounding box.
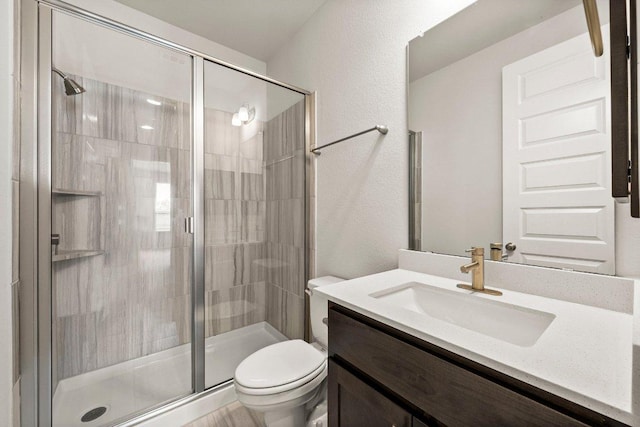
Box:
[328,305,589,427]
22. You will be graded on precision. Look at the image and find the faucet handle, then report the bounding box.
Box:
[465,247,484,256]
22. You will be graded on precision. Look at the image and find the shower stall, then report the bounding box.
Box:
[21,3,313,426]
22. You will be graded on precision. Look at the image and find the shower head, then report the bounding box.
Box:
[52,68,86,96]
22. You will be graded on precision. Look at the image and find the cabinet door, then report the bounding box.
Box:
[328,359,412,427]
[413,418,438,427]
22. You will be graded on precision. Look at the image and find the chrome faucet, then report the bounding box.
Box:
[457,247,502,296]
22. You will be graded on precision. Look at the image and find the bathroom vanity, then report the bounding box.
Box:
[319,251,638,427]
[329,303,622,426]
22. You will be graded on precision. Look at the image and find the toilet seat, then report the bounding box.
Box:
[235,362,326,395]
[234,339,326,396]
[235,363,327,412]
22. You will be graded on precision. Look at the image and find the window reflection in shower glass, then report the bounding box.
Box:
[203,60,306,389]
[155,183,172,232]
[51,11,193,426]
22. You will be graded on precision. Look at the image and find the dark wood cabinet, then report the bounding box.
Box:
[328,359,412,427]
[327,302,628,427]
[412,419,433,427]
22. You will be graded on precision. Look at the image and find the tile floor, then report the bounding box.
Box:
[183,401,264,427]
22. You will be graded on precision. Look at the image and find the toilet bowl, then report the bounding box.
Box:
[234,276,343,427]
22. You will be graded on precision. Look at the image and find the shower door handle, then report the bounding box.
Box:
[184,217,194,234]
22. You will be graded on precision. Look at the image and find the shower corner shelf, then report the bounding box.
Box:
[52,249,105,262]
[52,188,103,197]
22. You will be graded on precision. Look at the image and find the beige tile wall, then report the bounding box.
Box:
[52,77,192,379]
[264,101,306,339]
[203,109,267,337]
[52,77,308,379]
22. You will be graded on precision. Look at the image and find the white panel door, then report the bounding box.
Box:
[502,28,614,274]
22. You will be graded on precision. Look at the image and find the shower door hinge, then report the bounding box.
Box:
[629,160,633,194]
[185,217,194,234]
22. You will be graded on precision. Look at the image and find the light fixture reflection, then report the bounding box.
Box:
[155,182,171,232]
[140,125,154,130]
[231,104,255,126]
[147,99,162,106]
[238,106,249,122]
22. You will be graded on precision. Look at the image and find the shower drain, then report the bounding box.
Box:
[81,406,107,423]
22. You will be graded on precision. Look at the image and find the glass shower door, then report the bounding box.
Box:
[50,11,194,426]
[203,60,306,388]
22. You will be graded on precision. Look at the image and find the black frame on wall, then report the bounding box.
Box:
[611,0,639,217]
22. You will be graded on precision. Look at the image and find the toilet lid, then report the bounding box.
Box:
[235,340,326,389]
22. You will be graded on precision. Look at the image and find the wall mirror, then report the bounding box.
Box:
[408,0,638,276]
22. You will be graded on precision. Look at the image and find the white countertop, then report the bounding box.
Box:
[316,268,635,425]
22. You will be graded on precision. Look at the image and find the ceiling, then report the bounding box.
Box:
[408,0,587,82]
[113,0,327,62]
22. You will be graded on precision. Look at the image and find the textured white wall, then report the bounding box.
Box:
[267,0,475,278]
[268,0,640,280]
[0,0,13,423]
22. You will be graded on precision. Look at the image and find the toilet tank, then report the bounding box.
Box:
[308,276,344,348]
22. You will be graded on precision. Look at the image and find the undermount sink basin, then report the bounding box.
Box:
[369,282,555,347]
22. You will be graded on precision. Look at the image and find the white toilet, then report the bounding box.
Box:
[234,276,343,427]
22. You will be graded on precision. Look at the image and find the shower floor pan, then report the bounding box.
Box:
[52,322,286,427]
